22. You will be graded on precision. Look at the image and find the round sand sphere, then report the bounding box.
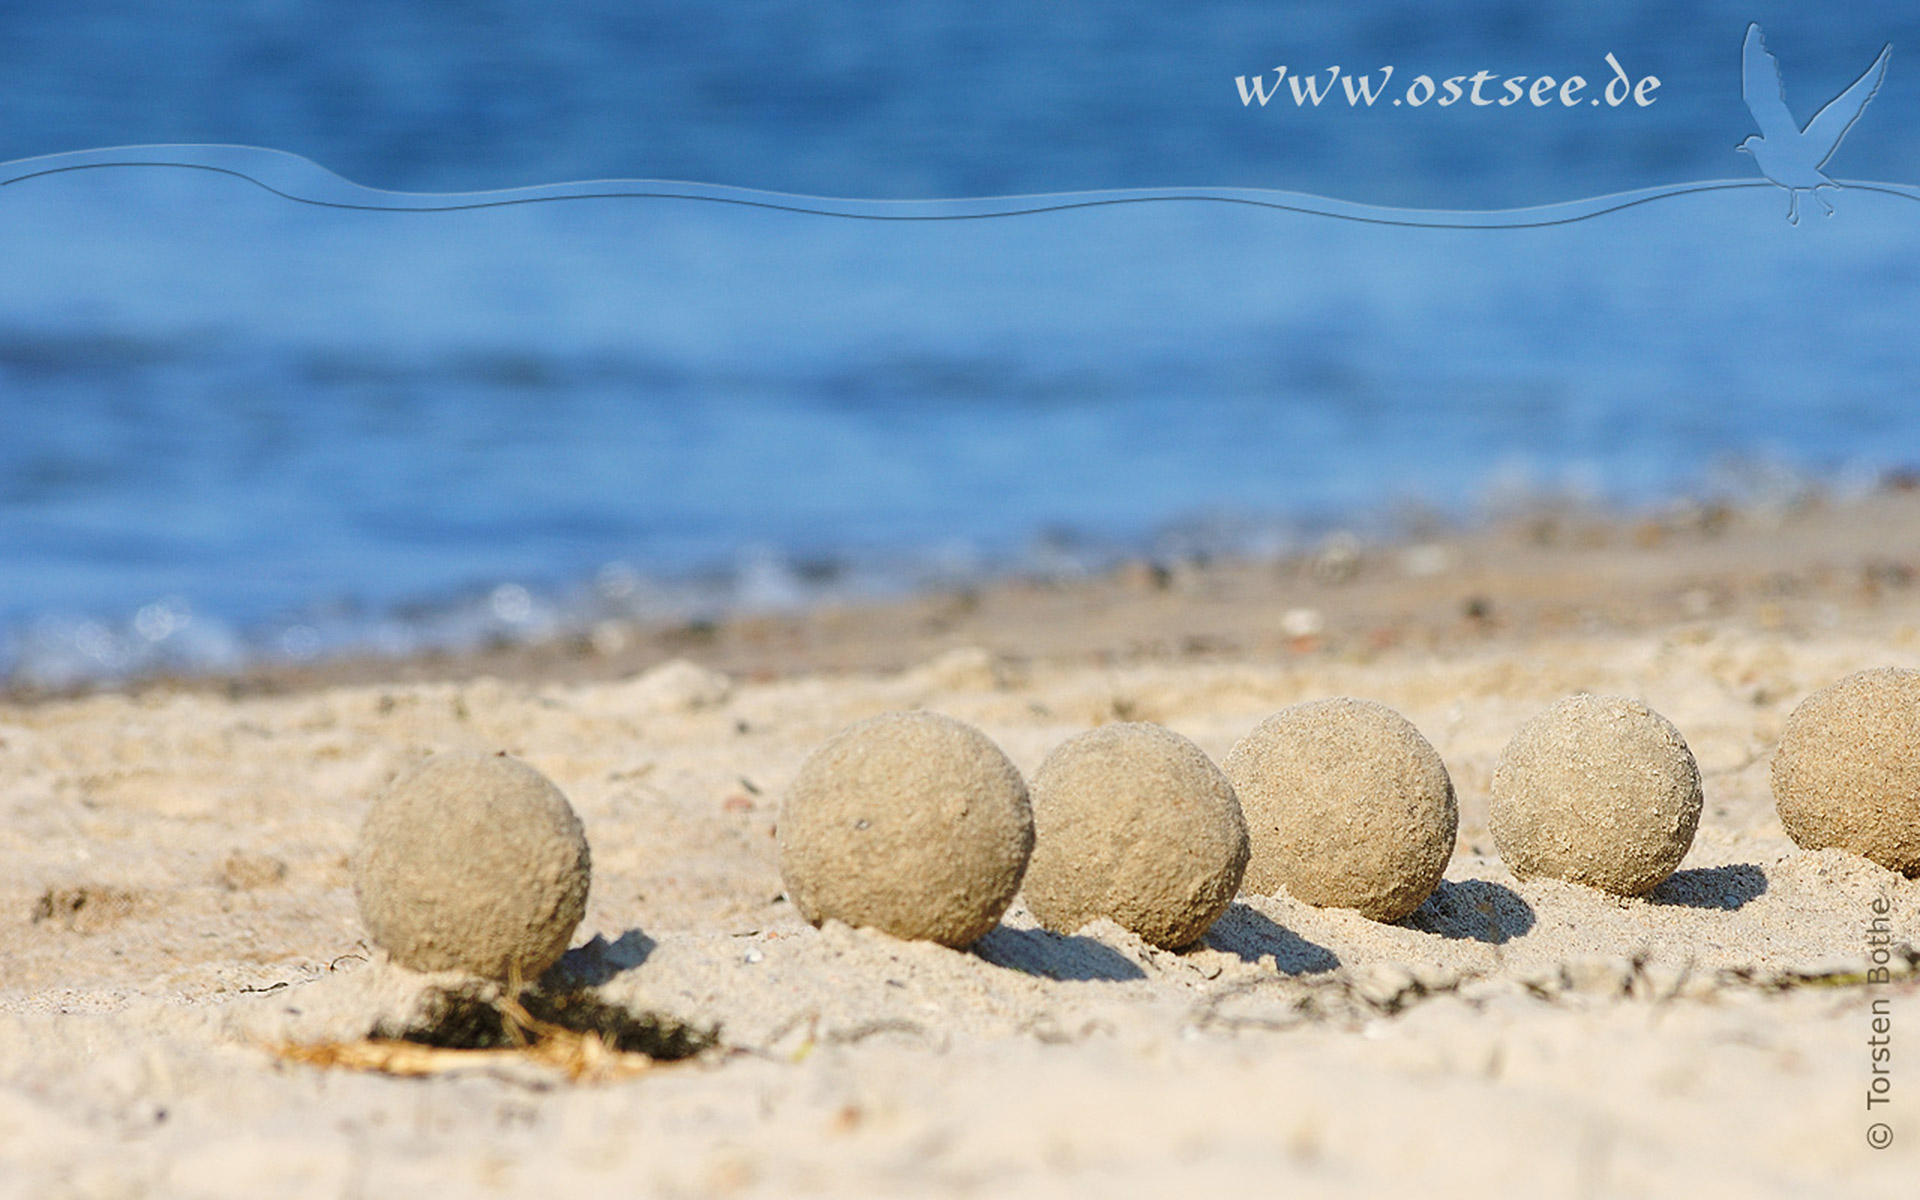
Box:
[1773,668,1920,876]
[1491,694,1701,896]
[1023,723,1249,950]
[778,711,1033,947]
[1224,699,1456,922]
[352,753,592,980]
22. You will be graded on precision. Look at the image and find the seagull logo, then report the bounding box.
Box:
[1738,23,1891,224]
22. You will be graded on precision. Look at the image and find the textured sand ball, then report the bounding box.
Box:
[1773,668,1920,876]
[1023,723,1249,950]
[353,753,592,980]
[778,711,1033,947]
[1224,699,1456,922]
[1491,694,1701,896]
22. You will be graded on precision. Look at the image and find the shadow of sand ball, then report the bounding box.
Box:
[1773,668,1920,876]
[778,711,1033,947]
[1491,694,1701,896]
[1023,723,1249,950]
[1224,698,1456,922]
[353,753,592,980]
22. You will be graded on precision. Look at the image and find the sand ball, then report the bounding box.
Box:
[1224,699,1456,922]
[353,753,592,980]
[778,711,1033,947]
[1773,668,1920,876]
[1491,694,1701,896]
[1023,723,1249,950]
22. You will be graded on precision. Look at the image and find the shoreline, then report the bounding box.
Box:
[15,482,1920,704]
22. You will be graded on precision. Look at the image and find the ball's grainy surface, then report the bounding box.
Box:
[1224,699,1456,922]
[778,711,1033,947]
[1491,694,1702,896]
[352,753,592,980]
[1023,723,1249,950]
[1773,668,1920,876]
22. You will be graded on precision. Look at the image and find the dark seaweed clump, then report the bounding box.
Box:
[375,984,717,1061]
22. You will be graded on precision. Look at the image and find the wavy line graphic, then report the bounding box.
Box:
[4,144,1919,229]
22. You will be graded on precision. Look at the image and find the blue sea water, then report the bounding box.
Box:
[1,2,1918,683]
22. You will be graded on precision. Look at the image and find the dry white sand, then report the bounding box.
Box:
[4,609,1919,1196]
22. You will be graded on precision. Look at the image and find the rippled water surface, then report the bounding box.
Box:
[2,3,1916,682]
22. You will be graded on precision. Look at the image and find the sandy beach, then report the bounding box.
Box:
[4,493,1919,1198]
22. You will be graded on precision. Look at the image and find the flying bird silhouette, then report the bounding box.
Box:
[1738,23,1891,224]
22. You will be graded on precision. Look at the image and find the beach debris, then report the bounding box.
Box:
[277,981,714,1083]
[626,657,733,713]
[1279,607,1324,639]
[1311,531,1363,584]
[1192,943,1920,1038]
[1225,699,1457,922]
[1772,668,1920,876]
[777,711,1033,947]
[28,884,146,933]
[1115,558,1172,591]
[1491,694,1702,896]
[1022,723,1248,950]
[218,850,288,891]
[1399,542,1455,578]
[352,752,592,979]
[904,646,1010,693]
